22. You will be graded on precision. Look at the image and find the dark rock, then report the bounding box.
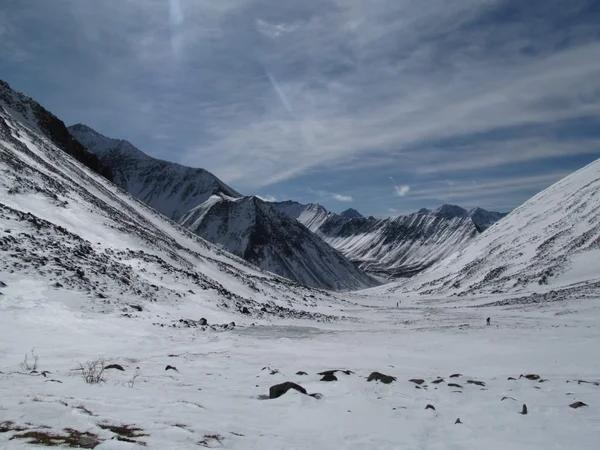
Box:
[502,396,517,401]
[455,418,462,424]
[448,383,463,388]
[410,378,425,385]
[129,304,142,312]
[165,365,178,372]
[449,373,462,378]
[520,374,540,380]
[296,371,308,376]
[0,281,6,287]
[321,374,338,382]
[104,364,125,371]
[367,372,396,384]
[318,369,354,376]
[467,380,485,386]
[199,318,208,326]
[508,377,516,380]
[569,401,588,409]
[425,404,436,411]
[431,378,444,384]
[520,404,528,415]
[54,282,63,288]
[241,306,251,315]
[270,382,306,398]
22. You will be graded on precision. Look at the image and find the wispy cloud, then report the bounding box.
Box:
[2,0,599,214]
[309,188,353,202]
[394,185,411,197]
[332,193,354,202]
[257,194,277,202]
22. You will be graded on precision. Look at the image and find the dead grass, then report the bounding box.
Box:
[75,404,94,416]
[198,433,224,447]
[0,421,27,433]
[97,423,147,438]
[9,428,101,448]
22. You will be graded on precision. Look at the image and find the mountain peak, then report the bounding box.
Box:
[432,204,469,219]
[340,208,363,219]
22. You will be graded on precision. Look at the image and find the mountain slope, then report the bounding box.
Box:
[0,80,112,181]
[68,124,241,220]
[69,125,375,291]
[180,195,378,291]
[0,86,344,322]
[273,201,506,279]
[387,159,600,297]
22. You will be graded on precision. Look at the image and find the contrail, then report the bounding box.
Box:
[265,70,296,119]
[169,0,184,56]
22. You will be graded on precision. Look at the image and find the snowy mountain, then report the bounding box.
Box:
[68,123,241,221]
[272,201,506,279]
[386,159,600,297]
[180,195,377,291]
[0,82,345,321]
[68,125,376,291]
[340,208,363,219]
[0,80,112,181]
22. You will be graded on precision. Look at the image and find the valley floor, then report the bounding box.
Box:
[1,289,599,449]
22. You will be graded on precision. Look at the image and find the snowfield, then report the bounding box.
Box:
[1,288,599,449]
[1,81,599,449]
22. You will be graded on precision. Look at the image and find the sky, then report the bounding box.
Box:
[1,0,600,217]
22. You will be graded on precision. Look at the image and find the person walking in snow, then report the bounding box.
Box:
[486,317,491,326]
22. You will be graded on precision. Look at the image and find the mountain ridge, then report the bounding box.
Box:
[272,201,507,279]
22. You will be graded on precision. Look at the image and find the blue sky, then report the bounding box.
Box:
[1,0,599,216]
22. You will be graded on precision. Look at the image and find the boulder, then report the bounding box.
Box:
[104,364,125,371]
[165,365,178,372]
[449,373,462,378]
[199,318,208,326]
[321,374,338,382]
[569,401,588,409]
[318,369,353,376]
[425,404,436,411]
[520,404,528,415]
[431,378,444,384]
[367,372,397,384]
[269,382,321,400]
[520,374,540,381]
[467,380,485,386]
[296,371,308,376]
[409,378,425,385]
[448,383,463,388]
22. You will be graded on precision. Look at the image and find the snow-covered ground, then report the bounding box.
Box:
[1,286,599,449]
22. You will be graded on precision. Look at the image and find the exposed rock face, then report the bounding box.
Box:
[180,195,377,291]
[1,80,112,181]
[273,201,506,279]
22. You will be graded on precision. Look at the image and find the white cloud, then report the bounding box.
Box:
[309,188,353,202]
[256,195,277,202]
[332,193,354,202]
[4,0,599,192]
[394,185,411,197]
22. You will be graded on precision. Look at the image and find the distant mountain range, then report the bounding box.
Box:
[68,123,376,291]
[69,120,507,284]
[381,158,600,298]
[272,202,507,279]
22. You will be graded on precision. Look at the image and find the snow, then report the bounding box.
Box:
[2,81,600,449]
[68,124,242,221]
[1,285,599,449]
[379,158,600,297]
[273,201,505,279]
